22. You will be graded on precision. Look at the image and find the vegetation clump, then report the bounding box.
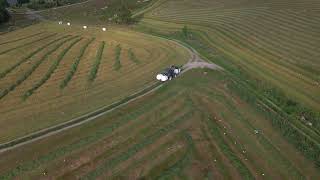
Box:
[113,44,122,70]
[88,41,105,82]
[0,0,10,24]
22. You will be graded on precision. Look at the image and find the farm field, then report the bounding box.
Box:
[138,0,320,111]
[0,69,319,179]
[0,22,189,143]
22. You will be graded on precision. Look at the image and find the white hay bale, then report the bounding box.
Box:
[102,27,107,31]
[67,22,71,26]
[58,21,62,25]
[83,25,87,29]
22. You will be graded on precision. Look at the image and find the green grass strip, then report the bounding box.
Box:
[156,132,195,180]
[0,35,71,79]
[113,44,122,70]
[88,41,105,81]
[128,48,140,64]
[0,36,78,100]
[0,32,45,45]
[0,33,57,55]
[60,38,95,89]
[83,111,194,179]
[205,117,254,180]
[23,38,82,99]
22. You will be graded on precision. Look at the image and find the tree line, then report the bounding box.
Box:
[0,0,10,24]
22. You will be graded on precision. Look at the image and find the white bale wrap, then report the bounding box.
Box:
[174,69,179,74]
[58,21,63,25]
[102,27,106,31]
[83,26,87,29]
[161,75,168,82]
[156,74,163,80]
[67,22,71,26]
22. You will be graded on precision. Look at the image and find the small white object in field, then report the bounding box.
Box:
[83,26,87,29]
[58,21,62,25]
[67,22,71,26]
[262,173,265,176]
[214,159,217,162]
[242,150,246,153]
[254,129,259,134]
[224,132,226,135]
[102,27,107,31]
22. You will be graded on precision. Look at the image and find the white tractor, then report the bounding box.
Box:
[156,65,181,82]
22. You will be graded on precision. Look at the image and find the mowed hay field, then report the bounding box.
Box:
[0,69,319,179]
[139,0,320,111]
[0,22,189,143]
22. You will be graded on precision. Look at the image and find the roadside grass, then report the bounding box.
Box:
[60,38,95,89]
[88,41,105,82]
[113,44,122,71]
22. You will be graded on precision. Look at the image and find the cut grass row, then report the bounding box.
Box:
[0,33,57,55]
[0,35,71,79]
[23,38,83,99]
[0,32,45,45]
[113,44,122,71]
[83,111,194,179]
[0,82,166,179]
[128,48,140,64]
[88,41,105,82]
[0,36,78,100]
[60,38,95,89]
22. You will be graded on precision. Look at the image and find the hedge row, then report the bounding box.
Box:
[60,38,95,89]
[0,36,78,100]
[113,44,122,70]
[0,33,57,55]
[88,41,105,81]
[0,35,71,79]
[23,38,82,100]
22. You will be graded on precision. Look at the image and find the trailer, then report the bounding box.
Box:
[156,65,181,82]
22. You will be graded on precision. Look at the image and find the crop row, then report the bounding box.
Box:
[0,82,166,179]
[0,35,71,79]
[204,117,254,179]
[88,41,105,82]
[128,48,140,64]
[0,32,45,45]
[60,38,95,89]
[83,111,194,179]
[23,38,83,99]
[0,36,78,100]
[0,33,57,55]
[113,44,122,70]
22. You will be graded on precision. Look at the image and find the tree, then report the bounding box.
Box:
[0,0,10,24]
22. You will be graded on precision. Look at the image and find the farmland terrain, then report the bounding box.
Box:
[0,0,320,179]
